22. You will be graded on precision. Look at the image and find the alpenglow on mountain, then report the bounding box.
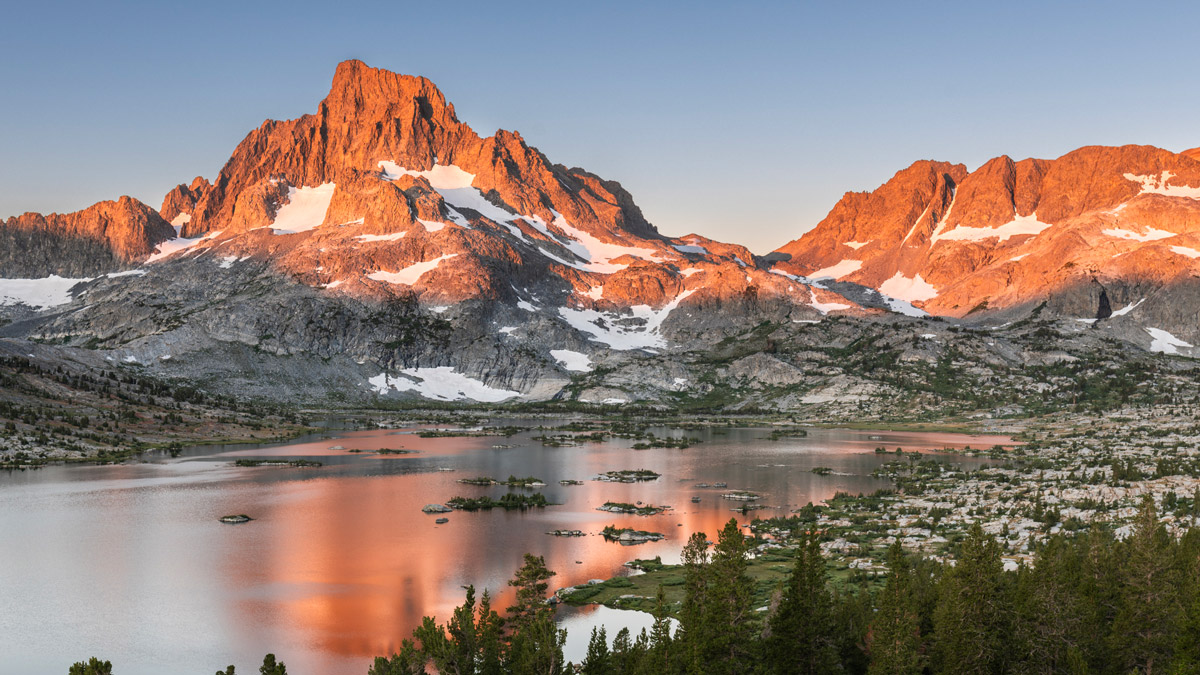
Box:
[2,60,1199,407]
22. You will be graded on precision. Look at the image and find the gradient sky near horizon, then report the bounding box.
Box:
[3,1,1199,254]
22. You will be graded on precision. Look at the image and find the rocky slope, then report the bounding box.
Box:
[0,60,1197,408]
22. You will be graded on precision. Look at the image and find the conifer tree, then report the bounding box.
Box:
[703,519,756,674]
[505,554,565,674]
[1110,495,1180,673]
[677,530,711,673]
[867,541,924,675]
[767,533,838,674]
[640,585,675,674]
[367,641,426,675]
[932,522,1010,674]
[258,654,287,675]
[581,627,613,675]
[476,590,505,675]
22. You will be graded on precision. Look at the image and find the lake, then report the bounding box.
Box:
[0,420,1010,674]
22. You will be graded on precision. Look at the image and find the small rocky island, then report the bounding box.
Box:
[601,525,665,544]
[597,501,668,516]
[594,469,661,483]
[219,514,252,524]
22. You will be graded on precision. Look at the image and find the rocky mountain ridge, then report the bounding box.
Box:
[1,60,1197,408]
[774,145,1200,345]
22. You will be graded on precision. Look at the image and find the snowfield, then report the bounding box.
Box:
[147,226,223,263]
[878,272,938,302]
[558,290,694,350]
[367,254,458,285]
[1146,327,1193,354]
[268,183,337,235]
[807,288,850,314]
[1102,227,1175,242]
[1124,171,1200,200]
[355,232,407,242]
[369,367,521,402]
[550,349,593,372]
[0,276,91,309]
[933,212,1053,243]
[807,259,862,280]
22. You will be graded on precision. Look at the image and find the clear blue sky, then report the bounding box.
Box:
[3,1,1198,253]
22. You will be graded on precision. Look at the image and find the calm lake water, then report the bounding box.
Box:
[0,421,1010,674]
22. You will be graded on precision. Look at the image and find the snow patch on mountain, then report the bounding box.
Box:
[548,210,664,274]
[843,240,870,249]
[558,290,694,350]
[1111,298,1145,317]
[1146,327,1193,354]
[882,295,929,318]
[673,243,709,255]
[147,226,223,263]
[0,275,91,309]
[1170,246,1200,258]
[807,288,850,314]
[933,212,1053,243]
[379,162,520,235]
[1103,227,1175,242]
[1124,171,1200,199]
[369,368,521,402]
[551,349,593,372]
[355,232,407,242]
[367,254,458,285]
[269,183,337,234]
[808,259,862,280]
[878,272,938,302]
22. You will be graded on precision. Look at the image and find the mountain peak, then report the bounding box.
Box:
[324,59,458,129]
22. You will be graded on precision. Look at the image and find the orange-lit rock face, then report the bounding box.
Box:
[159,176,210,226]
[2,195,176,261]
[775,145,1200,315]
[147,59,857,316]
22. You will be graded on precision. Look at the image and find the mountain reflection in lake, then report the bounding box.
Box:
[0,422,1010,674]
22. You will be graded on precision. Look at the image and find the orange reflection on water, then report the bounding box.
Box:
[215,426,1008,665]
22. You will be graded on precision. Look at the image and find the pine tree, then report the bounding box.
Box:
[507,554,556,629]
[412,585,478,675]
[581,627,614,675]
[505,554,565,674]
[701,519,756,674]
[640,586,675,674]
[677,530,711,673]
[611,628,635,673]
[1173,529,1200,671]
[1011,535,1090,674]
[476,590,505,675]
[867,541,924,675]
[766,533,838,674]
[1110,495,1180,673]
[258,654,287,675]
[368,640,426,675]
[931,522,1011,674]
